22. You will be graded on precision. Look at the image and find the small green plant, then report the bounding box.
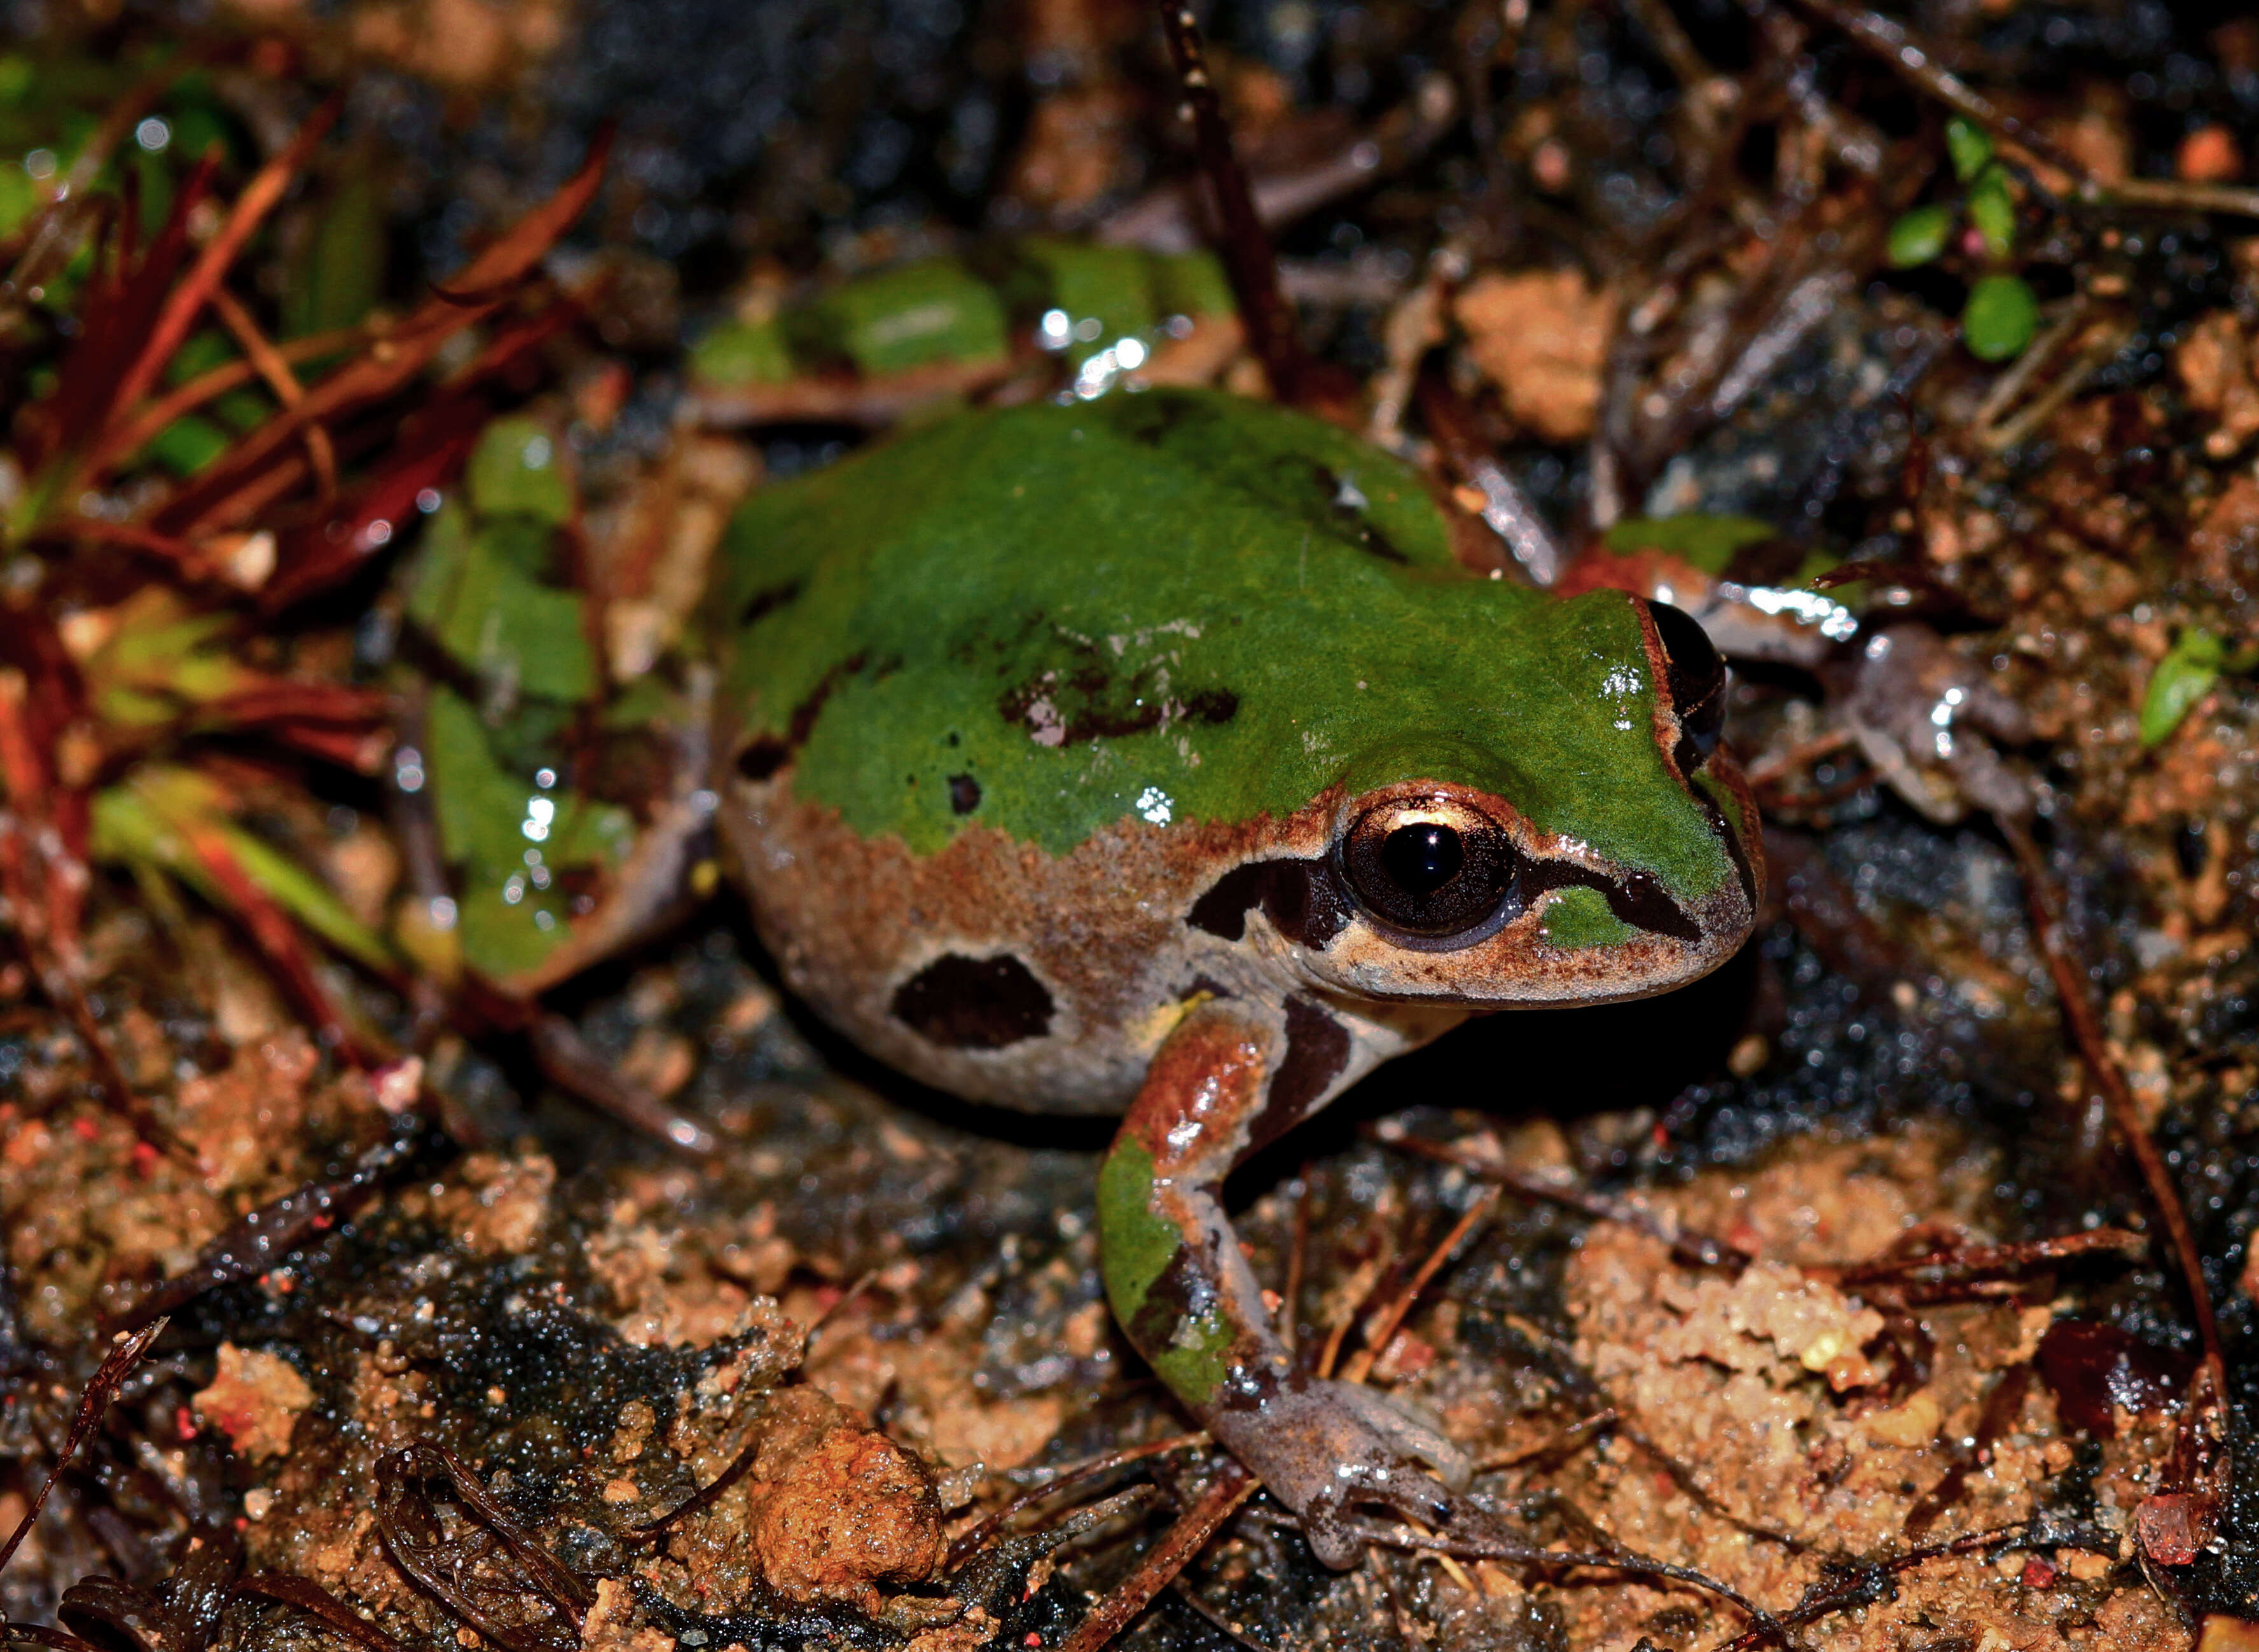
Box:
[1887,118,2041,362]
[2140,628,2259,750]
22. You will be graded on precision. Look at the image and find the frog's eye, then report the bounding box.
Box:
[1647,600,1725,771]
[1340,798,1518,939]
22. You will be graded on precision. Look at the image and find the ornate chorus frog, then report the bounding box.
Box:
[706,385,1762,1565]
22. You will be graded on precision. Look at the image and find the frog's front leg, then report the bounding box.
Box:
[1097,1000,1468,1568]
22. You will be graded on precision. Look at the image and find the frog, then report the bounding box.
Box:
[702,384,1762,1567]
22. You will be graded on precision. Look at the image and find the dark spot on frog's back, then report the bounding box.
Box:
[1313,464,1407,563]
[891,954,1054,1050]
[735,653,866,784]
[738,580,803,627]
[1186,858,1348,949]
[1113,392,1199,447]
[948,774,981,815]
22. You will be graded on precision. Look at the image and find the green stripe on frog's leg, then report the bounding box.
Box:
[1096,1002,1279,1412]
[1097,1000,1472,1569]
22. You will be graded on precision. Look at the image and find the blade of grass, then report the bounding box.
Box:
[94,95,343,471]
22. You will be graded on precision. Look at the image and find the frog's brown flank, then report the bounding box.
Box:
[889,953,1054,1049]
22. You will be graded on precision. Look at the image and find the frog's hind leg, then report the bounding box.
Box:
[1096,998,1470,1569]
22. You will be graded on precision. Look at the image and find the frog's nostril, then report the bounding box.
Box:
[1381,823,1463,895]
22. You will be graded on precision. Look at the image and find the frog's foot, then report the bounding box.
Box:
[1827,621,2033,824]
[1206,1377,1472,1569]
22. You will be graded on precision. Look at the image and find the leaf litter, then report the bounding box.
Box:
[0,2,2255,1651]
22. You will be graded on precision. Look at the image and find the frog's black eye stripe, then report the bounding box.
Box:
[1647,600,1725,772]
[1339,799,1518,939]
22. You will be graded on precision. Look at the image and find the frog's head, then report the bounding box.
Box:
[1197,596,1760,1010]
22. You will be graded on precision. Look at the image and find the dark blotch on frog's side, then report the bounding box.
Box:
[890,953,1054,1050]
[1252,996,1351,1152]
[948,774,981,815]
[1185,858,1350,951]
[1126,1242,1210,1362]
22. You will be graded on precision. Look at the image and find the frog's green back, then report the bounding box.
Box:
[709,388,1733,905]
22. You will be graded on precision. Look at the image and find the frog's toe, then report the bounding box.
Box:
[1205,1377,1470,1569]
[1326,1380,1472,1490]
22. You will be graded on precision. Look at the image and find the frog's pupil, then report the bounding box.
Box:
[1381,824,1463,895]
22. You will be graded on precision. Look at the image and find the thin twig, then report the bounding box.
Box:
[0,1321,167,1578]
[1341,1187,1499,1386]
[99,323,369,464]
[1374,1124,1748,1270]
[1998,819,2224,1389]
[1152,4,1314,408]
[207,287,338,501]
[1057,1461,1255,1652]
[944,1432,1210,1569]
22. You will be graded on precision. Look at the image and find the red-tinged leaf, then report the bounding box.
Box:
[203,677,390,732]
[261,397,491,610]
[0,602,89,766]
[50,518,225,581]
[95,97,343,468]
[23,153,219,477]
[182,820,379,1063]
[2034,1319,2188,1437]
[444,121,614,299]
[258,722,392,774]
[149,132,611,539]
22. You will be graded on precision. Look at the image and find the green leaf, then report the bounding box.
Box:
[1946,117,1994,183]
[1963,275,2040,362]
[90,767,395,974]
[1966,165,2015,257]
[288,165,385,339]
[141,413,230,478]
[165,328,235,384]
[689,317,796,387]
[467,415,572,525]
[1600,513,1780,575]
[1002,237,1160,366]
[1886,203,1952,269]
[806,256,1010,378]
[404,506,592,703]
[2141,629,2227,749]
[1150,250,1234,321]
[0,162,33,238]
[423,686,633,979]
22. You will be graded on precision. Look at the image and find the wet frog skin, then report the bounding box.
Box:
[706,386,1761,1565]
